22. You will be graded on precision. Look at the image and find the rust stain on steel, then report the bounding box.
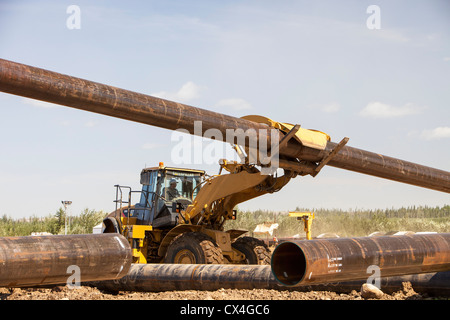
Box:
[0,234,132,287]
[89,263,450,296]
[190,264,200,283]
[325,143,450,193]
[271,233,450,287]
[1,58,449,193]
[94,263,280,292]
[0,59,275,143]
[299,271,450,296]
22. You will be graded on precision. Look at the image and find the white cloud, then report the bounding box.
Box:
[359,102,422,118]
[443,57,450,62]
[420,127,450,140]
[214,98,252,111]
[21,97,60,109]
[151,81,205,103]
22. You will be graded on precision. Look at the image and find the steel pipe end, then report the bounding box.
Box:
[271,242,307,286]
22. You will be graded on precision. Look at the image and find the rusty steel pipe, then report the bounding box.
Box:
[324,142,450,193]
[90,263,281,292]
[0,234,132,287]
[271,233,450,287]
[307,271,450,296]
[90,263,450,296]
[0,58,449,193]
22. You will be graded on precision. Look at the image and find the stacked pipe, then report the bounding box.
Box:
[0,59,449,193]
[0,233,449,296]
[91,233,450,295]
[90,263,450,296]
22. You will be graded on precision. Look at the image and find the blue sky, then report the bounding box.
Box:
[0,0,449,218]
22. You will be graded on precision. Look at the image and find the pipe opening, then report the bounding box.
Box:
[271,242,306,286]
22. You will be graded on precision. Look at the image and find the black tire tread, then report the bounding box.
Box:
[232,236,271,265]
[165,232,224,264]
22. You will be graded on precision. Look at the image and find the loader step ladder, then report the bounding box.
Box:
[114,185,132,218]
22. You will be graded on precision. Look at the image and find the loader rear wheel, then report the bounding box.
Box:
[232,236,271,265]
[164,232,224,264]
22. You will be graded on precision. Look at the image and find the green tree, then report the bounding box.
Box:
[76,208,106,234]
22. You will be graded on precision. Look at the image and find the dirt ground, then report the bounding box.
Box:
[0,281,443,300]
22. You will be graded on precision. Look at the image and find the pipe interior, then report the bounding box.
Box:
[271,242,306,286]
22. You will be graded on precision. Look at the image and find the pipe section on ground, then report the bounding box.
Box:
[307,271,450,296]
[1,59,449,193]
[90,263,280,292]
[271,233,450,287]
[90,263,450,297]
[0,234,132,287]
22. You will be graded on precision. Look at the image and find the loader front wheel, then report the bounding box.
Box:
[232,236,271,265]
[164,232,224,264]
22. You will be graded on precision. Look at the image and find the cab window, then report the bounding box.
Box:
[139,171,157,207]
[162,171,203,201]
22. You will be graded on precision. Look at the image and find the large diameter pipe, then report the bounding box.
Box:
[271,233,450,287]
[90,263,280,292]
[0,234,132,287]
[90,264,450,297]
[324,143,450,193]
[0,59,449,193]
[309,271,450,296]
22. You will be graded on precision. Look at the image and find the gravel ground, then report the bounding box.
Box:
[0,281,441,300]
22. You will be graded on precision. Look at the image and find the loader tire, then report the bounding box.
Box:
[232,236,271,265]
[164,232,224,264]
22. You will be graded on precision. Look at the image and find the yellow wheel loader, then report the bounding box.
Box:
[102,160,285,264]
[102,115,332,265]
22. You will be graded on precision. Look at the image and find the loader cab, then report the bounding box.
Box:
[135,164,205,228]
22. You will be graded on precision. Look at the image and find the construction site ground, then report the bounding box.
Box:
[0,281,446,300]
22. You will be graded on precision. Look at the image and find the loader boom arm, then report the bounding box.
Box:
[184,164,292,227]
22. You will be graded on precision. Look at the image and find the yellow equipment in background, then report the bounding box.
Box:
[288,211,315,240]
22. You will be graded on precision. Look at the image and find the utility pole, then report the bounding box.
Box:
[61,201,72,235]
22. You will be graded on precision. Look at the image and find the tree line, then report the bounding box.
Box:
[0,204,448,238]
[0,208,106,237]
[225,205,450,238]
